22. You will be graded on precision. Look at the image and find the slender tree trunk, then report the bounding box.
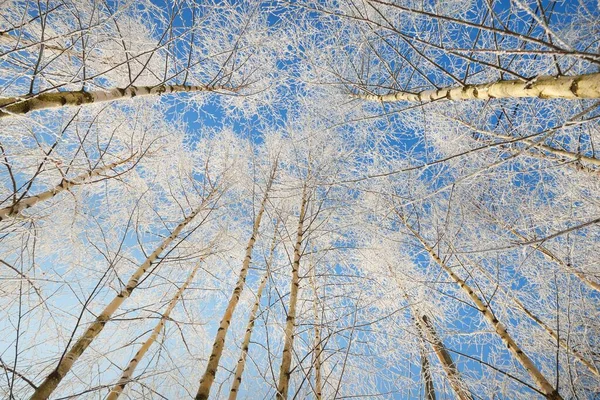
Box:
[418,331,436,400]
[228,226,278,400]
[450,241,600,377]
[106,262,201,400]
[30,204,206,400]
[195,167,276,400]
[416,314,470,400]
[391,270,469,400]
[0,84,234,118]
[354,72,600,102]
[0,155,135,221]
[276,186,308,400]
[403,222,563,400]
[309,263,323,400]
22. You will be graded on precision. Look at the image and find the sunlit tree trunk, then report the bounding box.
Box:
[418,329,436,400]
[402,220,563,400]
[0,84,235,119]
[229,227,277,400]
[227,269,269,397]
[415,314,471,400]
[228,226,277,400]
[0,155,135,221]
[106,262,201,400]
[309,262,322,400]
[391,268,470,400]
[195,166,276,400]
[276,185,309,400]
[354,73,600,102]
[30,204,207,400]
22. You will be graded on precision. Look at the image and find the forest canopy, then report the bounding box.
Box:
[0,0,599,399]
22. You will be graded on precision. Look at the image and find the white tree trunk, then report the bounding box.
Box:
[404,222,563,400]
[355,73,600,102]
[30,204,206,400]
[391,268,470,400]
[309,263,323,400]
[195,166,276,400]
[0,84,234,118]
[276,186,308,400]
[416,314,472,400]
[0,155,135,221]
[228,227,277,400]
[106,263,201,400]
[418,329,437,400]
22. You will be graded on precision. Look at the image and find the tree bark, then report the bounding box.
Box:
[0,155,135,221]
[30,204,206,400]
[390,268,469,400]
[416,314,470,400]
[106,262,201,400]
[418,329,437,400]
[403,222,563,400]
[228,226,278,400]
[309,263,323,400]
[195,166,276,400]
[0,84,234,118]
[276,186,308,400]
[354,73,600,102]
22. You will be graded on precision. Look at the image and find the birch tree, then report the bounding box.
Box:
[195,161,277,400]
[106,262,201,400]
[0,0,276,119]
[1,1,599,399]
[228,225,278,399]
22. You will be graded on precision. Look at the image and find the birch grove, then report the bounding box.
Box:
[1,0,599,399]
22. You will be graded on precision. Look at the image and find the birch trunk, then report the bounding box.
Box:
[415,314,471,400]
[354,73,600,102]
[404,223,563,400]
[309,263,322,400]
[106,262,201,400]
[0,155,135,221]
[0,84,234,118]
[418,331,436,400]
[195,168,276,400]
[30,205,206,400]
[276,186,308,400]
[450,241,600,377]
[229,227,278,400]
[391,269,469,400]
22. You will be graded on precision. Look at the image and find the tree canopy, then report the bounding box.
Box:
[0,0,599,399]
